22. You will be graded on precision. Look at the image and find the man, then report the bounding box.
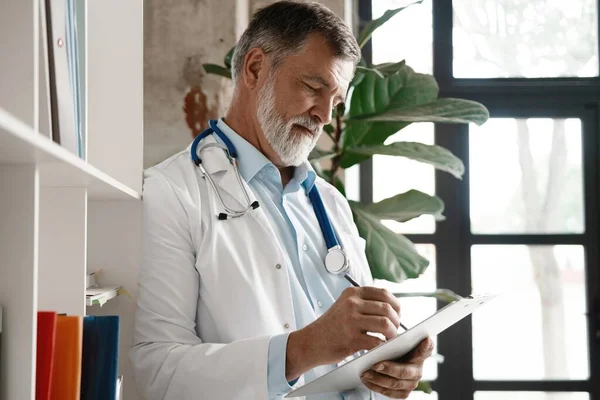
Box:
[130,1,433,399]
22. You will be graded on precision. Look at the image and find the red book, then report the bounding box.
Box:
[36,311,57,400]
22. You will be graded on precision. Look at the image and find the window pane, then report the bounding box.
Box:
[475,392,589,400]
[453,0,599,78]
[372,0,433,74]
[469,118,584,234]
[375,244,437,380]
[471,245,589,380]
[373,123,436,234]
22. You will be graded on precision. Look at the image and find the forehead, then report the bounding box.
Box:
[277,34,355,86]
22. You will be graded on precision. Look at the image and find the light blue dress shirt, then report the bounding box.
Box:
[214,119,359,400]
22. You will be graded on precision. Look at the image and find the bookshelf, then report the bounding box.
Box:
[0,0,143,399]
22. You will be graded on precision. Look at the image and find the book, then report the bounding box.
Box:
[36,311,58,400]
[80,315,120,400]
[42,0,83,157]
[50,315,83,400]
[85,285,121,307]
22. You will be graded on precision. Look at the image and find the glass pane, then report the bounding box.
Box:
[376,244,437,380]
[469,118,584,234]
[475,392,589,400]
[373,123,436,234]
[372,0,433,74]
[344,164,360,202]
[453,0,599,78]
[472,245,589,380]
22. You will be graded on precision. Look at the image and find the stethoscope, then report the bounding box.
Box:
[190,119,353,277]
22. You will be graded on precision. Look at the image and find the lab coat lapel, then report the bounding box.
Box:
[200,135,281,243]
[199,135,254,211]
[202,137,298,330]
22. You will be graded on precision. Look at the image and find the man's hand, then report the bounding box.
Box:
[360,337,434,399]
[286,286,401,381]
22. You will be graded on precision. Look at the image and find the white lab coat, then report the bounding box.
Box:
[130,135,376,400]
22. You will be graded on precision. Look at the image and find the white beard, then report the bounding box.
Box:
[256,75,322,167]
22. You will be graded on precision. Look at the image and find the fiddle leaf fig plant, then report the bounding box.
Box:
[203,2,489,394]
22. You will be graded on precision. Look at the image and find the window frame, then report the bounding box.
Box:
[358,0,600,398]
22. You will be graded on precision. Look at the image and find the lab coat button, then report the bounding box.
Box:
[284,323,290,329]
[302,244,308,251]
[317,300,323,307]
[276,264,282,269]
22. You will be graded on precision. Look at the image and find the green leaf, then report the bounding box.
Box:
[356,1,422,48]
[202,63,232,79]
[346,142,465,179]
[350,203,429,281]
[416,381,433,394]
[349,58,367,89]
[355,65,385,79]
[308,147,336,161]
[394,288,463,303]
[374,60,406,75]
[351,98,490,126]
[364,190,445,222]
[224,46,235,70]
[340,63,438,165]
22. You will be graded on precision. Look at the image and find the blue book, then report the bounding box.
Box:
[80,315,120,400]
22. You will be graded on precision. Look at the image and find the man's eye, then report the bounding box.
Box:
[304,83,319,92]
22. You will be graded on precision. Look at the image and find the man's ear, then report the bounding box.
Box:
[243,48,267,90]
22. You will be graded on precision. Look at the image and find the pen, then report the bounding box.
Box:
[344,273,409,331]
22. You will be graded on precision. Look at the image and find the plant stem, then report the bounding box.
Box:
[329,104,343,185]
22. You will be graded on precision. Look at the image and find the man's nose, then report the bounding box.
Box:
[310,98,334,126]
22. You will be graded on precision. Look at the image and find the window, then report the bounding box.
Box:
[361,0,600,399]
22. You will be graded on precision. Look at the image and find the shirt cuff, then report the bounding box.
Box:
[267,333,298,398]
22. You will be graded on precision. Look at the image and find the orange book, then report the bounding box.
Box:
[50,315,83,400]
[36,311,58,400]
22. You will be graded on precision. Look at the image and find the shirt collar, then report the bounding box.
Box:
[214,118,317,190]
[215,118,270,182]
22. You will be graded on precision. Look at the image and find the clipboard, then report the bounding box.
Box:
[285,293,498,398]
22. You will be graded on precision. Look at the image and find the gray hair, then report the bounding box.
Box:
[231,0,361,83]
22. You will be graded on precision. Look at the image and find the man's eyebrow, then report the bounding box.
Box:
[302,74,331,88]
[302,74,347,103]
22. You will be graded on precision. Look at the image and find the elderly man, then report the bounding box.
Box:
[130,1,433,399]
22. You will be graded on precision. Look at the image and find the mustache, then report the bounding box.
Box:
[288,117,321,136]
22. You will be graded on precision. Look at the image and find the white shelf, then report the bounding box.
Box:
[0,108,140,201]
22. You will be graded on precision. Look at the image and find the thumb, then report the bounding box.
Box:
[406,337,434,364]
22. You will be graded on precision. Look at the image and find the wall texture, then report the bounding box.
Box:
[143,0,351,169]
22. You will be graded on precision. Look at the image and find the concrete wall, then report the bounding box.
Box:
[143,0,353,169]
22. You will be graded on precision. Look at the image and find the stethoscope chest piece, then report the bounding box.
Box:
[325,246,349,274]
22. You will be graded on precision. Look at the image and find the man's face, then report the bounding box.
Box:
[255,34,354,167]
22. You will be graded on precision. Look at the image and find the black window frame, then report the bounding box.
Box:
[358,0,600,399]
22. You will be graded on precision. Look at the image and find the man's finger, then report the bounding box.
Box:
[361,367,421,390]
[358,300,401,328]
[367,362,422,381]
[406,337,434,364]
[358,315,398,340]
[361,379,411,399]
[358,287,401,316]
